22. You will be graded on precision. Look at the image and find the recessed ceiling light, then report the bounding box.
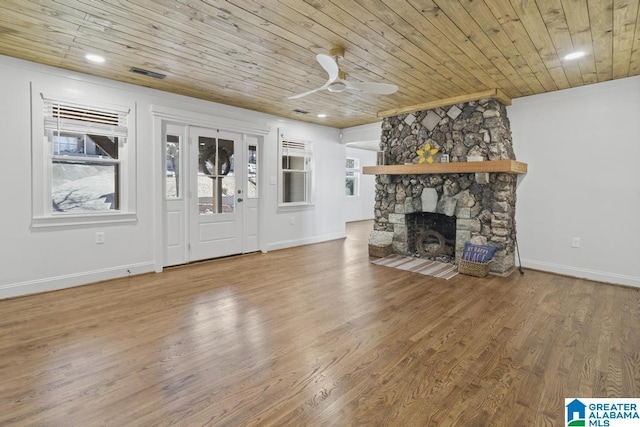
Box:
[563,51,586,61]
[317,113,327,118]
[85,54,105,63]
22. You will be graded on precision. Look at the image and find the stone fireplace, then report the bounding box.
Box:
[373,97,519,274]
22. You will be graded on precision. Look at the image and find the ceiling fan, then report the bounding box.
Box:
[288,47,398,99]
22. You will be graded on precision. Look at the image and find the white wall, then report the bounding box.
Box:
[345,147,377,222]
[509,76,640,287]
[0,55,345,299]
[342,122,382,150]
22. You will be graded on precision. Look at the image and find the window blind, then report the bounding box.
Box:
[281,140,312,157]
[43,97,129,139]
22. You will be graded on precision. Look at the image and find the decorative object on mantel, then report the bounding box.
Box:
[440,154,449,163]
[372,254,458,280]
[416,140,439,164]
[458,243,496,277]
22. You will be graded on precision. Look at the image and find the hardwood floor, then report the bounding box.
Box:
[1,220,639,426]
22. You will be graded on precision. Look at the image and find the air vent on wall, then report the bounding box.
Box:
[292,109,310,114]
[129,67,166,79]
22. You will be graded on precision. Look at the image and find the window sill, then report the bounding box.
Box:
[277,203,315,213]
[31,212,138,229]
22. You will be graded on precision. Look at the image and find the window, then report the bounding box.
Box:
[247,141,258,198]
[345,158,360,197]
[45,100,127,212]
[279,135,313,206]
[197,136,235,214]
[165,134,181,199]
[32,89,136,227]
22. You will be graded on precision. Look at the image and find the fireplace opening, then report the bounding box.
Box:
[406,212,456,263]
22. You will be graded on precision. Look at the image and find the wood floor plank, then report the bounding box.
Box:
[0,220,638,425]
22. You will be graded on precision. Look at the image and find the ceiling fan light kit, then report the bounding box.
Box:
[288,48,397,100]
[328,82,347,92]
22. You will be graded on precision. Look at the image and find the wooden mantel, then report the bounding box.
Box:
[362,160,527,175]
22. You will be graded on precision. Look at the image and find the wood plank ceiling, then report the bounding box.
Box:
[0,0,638,128]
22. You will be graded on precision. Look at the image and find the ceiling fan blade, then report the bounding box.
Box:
[344,80,398,95]
[288,82,330,99]
[291,49,396,99]
[316,53,339,82]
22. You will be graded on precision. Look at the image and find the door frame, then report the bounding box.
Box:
[151,105,269,273]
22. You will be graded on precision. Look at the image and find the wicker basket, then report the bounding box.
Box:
[458,259,493,277]
[369,244,392,258]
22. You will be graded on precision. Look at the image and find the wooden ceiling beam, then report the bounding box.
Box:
[377,89,512,119]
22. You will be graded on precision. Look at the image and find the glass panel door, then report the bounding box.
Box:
[190,128,243,261]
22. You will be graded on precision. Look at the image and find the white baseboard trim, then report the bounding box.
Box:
[267,232,347,252]
[0,262,156,300]
[522,258,640,288]
[346,216,374,222]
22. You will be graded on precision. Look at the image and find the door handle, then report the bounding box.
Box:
[237,198,243,202]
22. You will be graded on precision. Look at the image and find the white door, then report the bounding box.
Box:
[189,127,244,261]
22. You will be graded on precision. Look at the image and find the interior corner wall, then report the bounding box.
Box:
[0,55,345,299]
[341,122,382,146]
[508,76,640,287]
[341,121,382,223]
[345,147,377,222]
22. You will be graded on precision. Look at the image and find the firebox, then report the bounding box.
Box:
[406,212,456,261]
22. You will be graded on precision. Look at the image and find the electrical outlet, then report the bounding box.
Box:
[95,232,105,244]
[290,216,295,225]
[571,237,581,248]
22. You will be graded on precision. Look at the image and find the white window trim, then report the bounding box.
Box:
[277,131,314,210]
[31,84,137,228]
